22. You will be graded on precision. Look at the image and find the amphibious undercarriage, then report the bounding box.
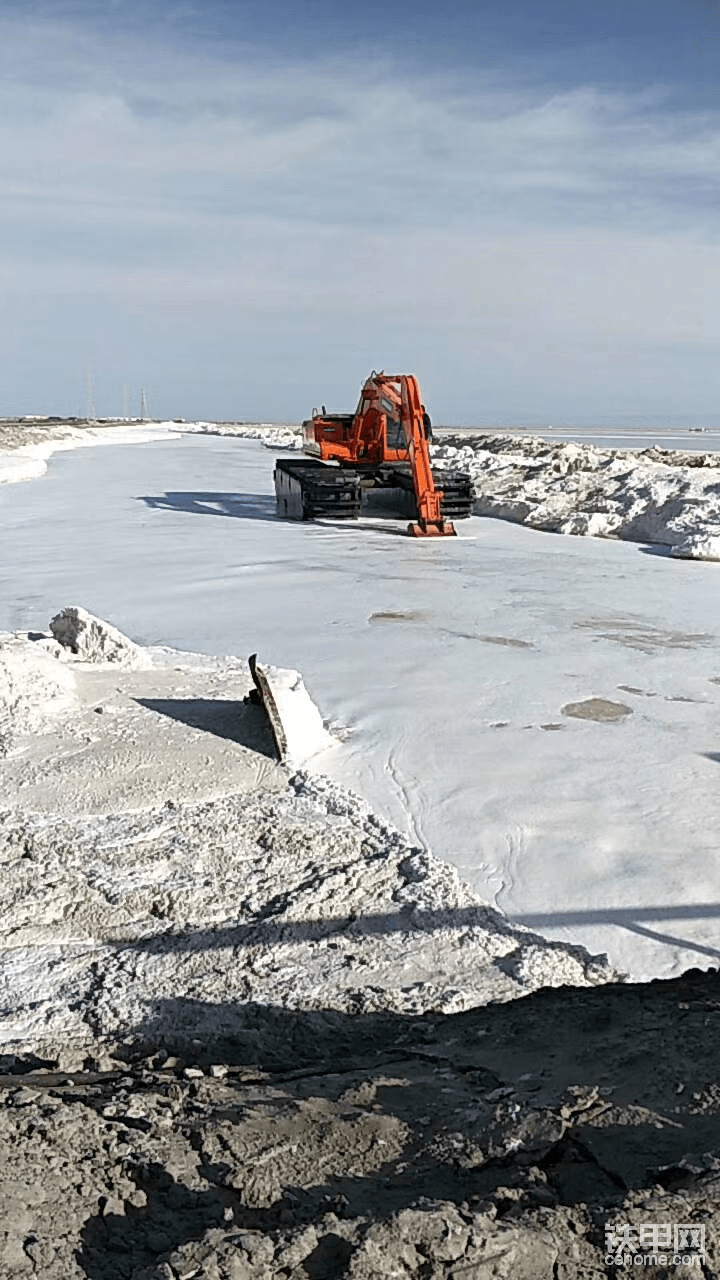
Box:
[274,457,474,524]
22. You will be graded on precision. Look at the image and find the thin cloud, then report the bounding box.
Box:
[0,11,719,420]
[0,15,718,234]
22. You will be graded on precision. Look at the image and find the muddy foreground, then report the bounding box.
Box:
[2,966,720,1279]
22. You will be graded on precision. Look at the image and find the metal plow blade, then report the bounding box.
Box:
[249,654,334,770]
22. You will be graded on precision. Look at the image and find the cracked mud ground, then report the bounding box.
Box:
[3,968,720,1279]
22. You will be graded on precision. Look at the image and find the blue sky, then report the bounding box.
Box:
[1,0,720,424]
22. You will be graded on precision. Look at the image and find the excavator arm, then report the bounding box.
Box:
[395,374,456,537]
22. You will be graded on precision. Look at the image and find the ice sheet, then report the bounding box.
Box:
[1,431,719,980]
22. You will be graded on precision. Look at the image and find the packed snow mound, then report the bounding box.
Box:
[50,605,149,667]
[0,630,282,814]
[671,532,720,561]
[433,432,720,560]
[0,638,78,754]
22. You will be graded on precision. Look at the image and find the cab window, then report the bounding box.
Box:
[385,416,405,450]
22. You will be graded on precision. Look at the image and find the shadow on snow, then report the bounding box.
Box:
[137,491,278,521]
[134,696,277,757]
[107,901,720,965]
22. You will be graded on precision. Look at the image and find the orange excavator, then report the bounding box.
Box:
[273,372,473,536]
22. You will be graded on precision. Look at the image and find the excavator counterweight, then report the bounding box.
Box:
[273,373,473,535]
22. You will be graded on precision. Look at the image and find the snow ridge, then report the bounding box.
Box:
[433,432,720,560]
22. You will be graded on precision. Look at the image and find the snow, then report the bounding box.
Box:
[0,635,78,748]
[4,417,720,562]
[0,421,188,485]
[1,421,720,1037]
[0,418,302,487]
[0,631,613,1058]
[432,431,720,561]
[49,604,151,667]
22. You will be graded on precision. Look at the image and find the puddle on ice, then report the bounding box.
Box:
[368,610,428,623]
[561,697,633,722]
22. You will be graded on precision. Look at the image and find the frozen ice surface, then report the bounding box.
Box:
[1,429,719,982]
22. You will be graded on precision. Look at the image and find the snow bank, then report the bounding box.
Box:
[0,417,301,487]
[0,420,186,485]
[0,621,618,1059]
[433,433,720,561]
[185,421,302,450]
[0,638,78,754]
[0,777,617,1058]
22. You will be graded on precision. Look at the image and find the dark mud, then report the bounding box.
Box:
[3,967,720,1278]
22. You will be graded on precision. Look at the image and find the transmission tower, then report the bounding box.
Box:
[140,388,148,421]
[85,370,97,423]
